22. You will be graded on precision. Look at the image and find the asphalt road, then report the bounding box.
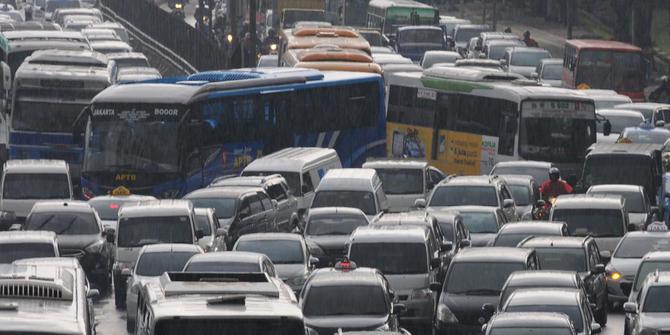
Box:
[93,289,626,335]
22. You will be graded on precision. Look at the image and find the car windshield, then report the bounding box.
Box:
[242,171,301,196]
[429,186,498,207]
[154,318,304,335]
[398,29,443,45]
[460,212,499,233]
[590,190,646,212]
[235,240,303,264]
[505,305,583,332]
[614,235,670,258]
[492,166,548,185]
[534,248,587,272]
[577,50,644,93]
[583,156,653,191]
[306,215,367,236]
[25,212,99,235]
[184,261,260,272]
[302,285,388,316]
[135,251,199,276]
[312,191,377,215]
[375,168,423,194]
[509,185,531,206]
[635,261,670,290]
[541,63,563,80]
[117,216,192,247]
[2,173,70,200]
[620,130,670,144]
[519,101,596,163]
[349,242,428,275]
[84,111,180,174]
[490,328,573,335]
[0,243,56,263]
[596,114,643,133]
[187,198,236,219]
[642,286,670,312]
[552,209,624,237]
[445,262,524,294]
[194,214,212,235]
[511,51,551,67]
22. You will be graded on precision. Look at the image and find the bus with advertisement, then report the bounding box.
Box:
[366,0,439,38]
[562,39,647,102]
[386,67,597,181]
[75,68,385,199]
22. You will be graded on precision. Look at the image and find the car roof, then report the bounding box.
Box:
[621,126,670,135]
[30,201,94,214]
[508,46,551,54]
[243,147,338,172]
[519,236,588,248]
[506,270,579,287]
[187,251,266,264]
[506,288,581,306]
[621,231,670,239]
[374,212,431,225]
[439,205,499,214]
[643,251,670,262]
[308,267,383,287]
[235,233,304,243]
[588,184,643,193]
[210,175,284,188]
[106,52,147,60]
[3,159,68,173]
[351,225,430,243]
[441,175,501,186]
[615,103,670,110]
[453,247,533,263]
[540,58,563,65]
[88,194,157,202]
[587,143,663,156]
[184,186,262,199]
[553,194,624,209]
[140,243,203,254]
[397,25,442,32]
[0,231,57,243]
[362,158,428,169]
[307,207,367,217]
[498,222,565,234]
[596,109,645,118]
[493,160,552,169]
[317,168,379,191]
[497,174,535,185]
[489,312,573,328]
[118,199,194,217]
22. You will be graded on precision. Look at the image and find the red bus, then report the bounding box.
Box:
[563,39,646,102]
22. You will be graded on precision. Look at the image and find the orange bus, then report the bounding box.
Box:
[281,47,383,74]
[280,27,372,57]
[562,39,647,102]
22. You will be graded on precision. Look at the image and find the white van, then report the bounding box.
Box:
[241,147,341,215]
[310,168,389,220]
[0,159,72,222]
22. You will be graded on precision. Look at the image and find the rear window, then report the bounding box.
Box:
[312,191,377,215]
[429,185,498,207]
[446,262,525,295]
[0,243,55,263]
[534,247,587,272]
[505,305,583,332]
[135,251,199,276]
[306,215,368,236]
[25,212,99,235]
[349,242,428,275]
[552,208,625,237]
[187,197,236,219]
[460,212,499,233]
[3,173,70,199]
[375,168,423,195]
[184,261,260,273]
[614,235,670,258]
[303,285,388,316]
[235,240,304,264]
[117,216,193,247]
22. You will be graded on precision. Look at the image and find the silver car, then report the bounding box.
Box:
[193,207,228,252]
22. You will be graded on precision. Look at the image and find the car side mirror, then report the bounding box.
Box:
[414,198,426,208]
[623,302,638,314]
[195,229,205,239]
[86,289,100,299]
[461,239,471,248]
[603,120,612,136]
[393,303,407,315]
[440,240,453,251]
[216,228,228,237]
[593,263,605,274]
[599,251,611,262]
[591,323,602,334]
[105,228,115,243]
[429,282,441,292]
[503,199,515,208]
[430,258,441,269]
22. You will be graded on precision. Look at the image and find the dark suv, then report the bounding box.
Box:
[421,175,518,222]
[517,235,608,326]
[184,186,279,246]
[23,201,113,293]
[209,174,300,232]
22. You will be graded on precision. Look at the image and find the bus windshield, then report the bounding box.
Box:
[519,100,596,162]
[154,318,305,335]
[83,105,182,173]
[385,7,437,34]
[398,29,444,45]
[576,50,643,93]
[583,155,653,190]
[12,90,92,133]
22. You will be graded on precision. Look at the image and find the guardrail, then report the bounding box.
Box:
[99,4,197,75]
[101,0,227,71]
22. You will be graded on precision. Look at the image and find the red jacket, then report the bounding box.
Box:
[540,180,573,198]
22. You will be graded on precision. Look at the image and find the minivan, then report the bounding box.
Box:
[310,168,388,219]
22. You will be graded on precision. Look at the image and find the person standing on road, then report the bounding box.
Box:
[523,31,539,47]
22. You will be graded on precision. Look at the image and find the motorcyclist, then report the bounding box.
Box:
[540,168,573,200]
[262,28,280,54]
[650,76,670,103]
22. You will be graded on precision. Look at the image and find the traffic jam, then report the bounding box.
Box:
[0,0,667,334]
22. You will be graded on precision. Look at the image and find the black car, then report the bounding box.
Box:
[517,236,608,326]
[434,247,539,335]
[300,261,404,335]
[304,207,370,268]
[183,186,279,246]
[23,201,114,293]
[492,221,568,247]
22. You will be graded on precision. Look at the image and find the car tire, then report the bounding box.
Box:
[596,297,608,326]
[126,317,135,333]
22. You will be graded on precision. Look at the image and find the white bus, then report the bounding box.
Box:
[386,66,597,180]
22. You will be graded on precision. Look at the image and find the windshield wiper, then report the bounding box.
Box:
[33,215,56,231]
[56,216,78,235]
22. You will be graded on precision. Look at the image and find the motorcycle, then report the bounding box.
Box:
[172,1,185,19]
[533,196,557,220]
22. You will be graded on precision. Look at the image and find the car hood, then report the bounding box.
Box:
[441,293,499,324]
[470,233,497,247]
[609,257,644,278]
[639,313,670,329]
[276,263,307,281]
[57,234,101,250]
[385,273,429,292]
[508,65,535,78]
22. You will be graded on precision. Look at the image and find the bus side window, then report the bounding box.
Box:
[498,101,517,156]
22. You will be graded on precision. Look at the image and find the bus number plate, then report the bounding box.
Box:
[417,88,436,101]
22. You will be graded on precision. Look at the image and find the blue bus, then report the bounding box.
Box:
[77,68,386,199]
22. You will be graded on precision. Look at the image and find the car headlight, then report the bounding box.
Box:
[436,304,459,324]
[85,239,105,254]
[608,270,622,281]
[375,324,390,331]
[640,329,659,335]
[410,288,432,300]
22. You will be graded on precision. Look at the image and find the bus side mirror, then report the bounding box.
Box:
[603,120,612,136]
